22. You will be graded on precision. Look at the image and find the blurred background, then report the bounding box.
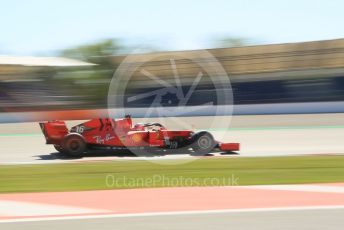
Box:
[0,0,343,121]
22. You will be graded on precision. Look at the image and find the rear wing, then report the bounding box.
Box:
[39,121,69,145]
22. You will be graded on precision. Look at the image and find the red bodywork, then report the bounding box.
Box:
[39,117,240,152]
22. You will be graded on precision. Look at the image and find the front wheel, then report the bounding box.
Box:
[61,133,87,157]
[191,131,216,155]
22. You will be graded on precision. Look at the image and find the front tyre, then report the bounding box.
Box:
[191,131,216,155]
[61,133,86,157]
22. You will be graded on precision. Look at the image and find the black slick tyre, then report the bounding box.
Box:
[191,131,216,155]
[61,133,86,157]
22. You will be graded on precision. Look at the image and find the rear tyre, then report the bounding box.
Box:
[191,131,216,155]
[54,145,63,153]
[61,133,86,158]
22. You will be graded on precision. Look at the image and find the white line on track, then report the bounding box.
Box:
[0,201,107,217]
[246,185,344,193]
[1,205,344,224]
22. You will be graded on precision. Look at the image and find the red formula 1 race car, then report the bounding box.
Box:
[39,115,240,157]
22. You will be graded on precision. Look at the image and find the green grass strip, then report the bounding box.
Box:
[0,155,344,193]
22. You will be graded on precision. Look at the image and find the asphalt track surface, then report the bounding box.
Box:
[1,114,344,230]
[1,208,343,230]
[1,113,344,164]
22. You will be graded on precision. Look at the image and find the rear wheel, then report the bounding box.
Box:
[54,145,63,153]
[61,133,86,157]
[191,131,216,155]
